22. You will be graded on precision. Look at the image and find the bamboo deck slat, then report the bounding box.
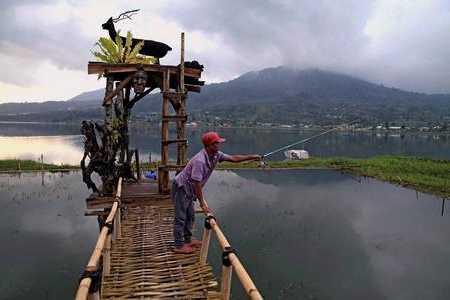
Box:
[101,204,220,299]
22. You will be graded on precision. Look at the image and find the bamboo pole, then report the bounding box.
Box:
[221,264,233,300]
[177,32,187,165]
[116,177,123,198]
[75,278,92,300]
[229,254,262,300]
[86,226,109,271]
[135,149,141,180]
[115,177,122,238]
[180,33,185,91]
[103,234,111,276]
[199,224,212,264]
[74,177,123,299]
[116,204,122,239]
[159,71,170,193]
[201,205,263,300]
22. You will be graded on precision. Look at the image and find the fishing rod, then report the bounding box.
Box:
[261,120,359,160]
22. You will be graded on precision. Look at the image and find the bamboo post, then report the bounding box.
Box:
[159,70,170,193]
[116,204,122,239]
[221,264,233,300]
[180,32,185,91]
[201,203,263,300]
[41,153,44,170]
[103,234,111,276]
[200,217,213,264]
[112,215,117,242]
[86,226,110,272]
[116,177,122,238]
[177,32,187,165]
[135,149,141,180]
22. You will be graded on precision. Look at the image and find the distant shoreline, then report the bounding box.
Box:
[0,120,449,134]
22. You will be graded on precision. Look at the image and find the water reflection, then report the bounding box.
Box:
[201,170,450,300]
[1,170,450,299]
[0,172,97,300]
[0,135,84,165]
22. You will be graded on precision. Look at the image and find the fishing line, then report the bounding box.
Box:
[261,119,359,159]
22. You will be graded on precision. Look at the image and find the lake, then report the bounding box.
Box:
[0,122,449,164]
[0,170,449,299]
[1,123,449,299]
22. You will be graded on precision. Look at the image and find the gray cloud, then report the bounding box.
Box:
[0,1,92,86]
[160,0,371,81]
[1,0,450,94]
[161,0,450,93]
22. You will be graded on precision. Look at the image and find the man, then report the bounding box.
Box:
[172,131,261,254]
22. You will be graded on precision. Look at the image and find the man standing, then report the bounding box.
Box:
[172,131,261,254]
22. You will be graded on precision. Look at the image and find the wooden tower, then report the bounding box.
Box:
[87,33,204,195]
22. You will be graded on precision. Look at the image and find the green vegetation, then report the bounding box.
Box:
[0,160,78,172]
[217,156,450,197]
[92,31,157,66]
[1,156,449,197]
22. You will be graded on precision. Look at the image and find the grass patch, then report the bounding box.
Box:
[217,156,450,197]
[0,159,79,172]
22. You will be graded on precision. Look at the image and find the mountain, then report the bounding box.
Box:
[0,67,449,126]
[68,89,104,102]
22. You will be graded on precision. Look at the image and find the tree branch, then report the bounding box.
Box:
[127,87,155,109]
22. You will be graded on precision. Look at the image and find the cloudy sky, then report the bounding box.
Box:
[1,0,449,103]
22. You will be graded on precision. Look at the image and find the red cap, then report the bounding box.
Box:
[202,131,226,146]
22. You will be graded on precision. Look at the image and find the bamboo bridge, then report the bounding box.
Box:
[75,33,263,299]
[75,176,263,299]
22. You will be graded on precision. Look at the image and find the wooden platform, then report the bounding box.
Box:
[97,181,221,299]
[86,180,169,210]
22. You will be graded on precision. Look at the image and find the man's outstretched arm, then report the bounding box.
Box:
[223,154,261,163]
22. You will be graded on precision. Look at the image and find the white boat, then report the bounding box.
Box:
[284,149,309,160]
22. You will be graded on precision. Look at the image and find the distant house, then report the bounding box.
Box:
[388,126,402,130]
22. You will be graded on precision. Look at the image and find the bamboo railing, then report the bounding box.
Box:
[199,204,263,300]
[75,177,123,300]
[75,175,262,299]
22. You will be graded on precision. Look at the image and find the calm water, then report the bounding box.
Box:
[1,170,449,299]
[0,172,97,300]
[0,122,449,164]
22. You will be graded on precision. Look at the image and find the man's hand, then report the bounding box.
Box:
[254,154,263,161]
[200,201,211,213]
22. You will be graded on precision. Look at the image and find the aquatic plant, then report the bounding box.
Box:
[91,31,158,65]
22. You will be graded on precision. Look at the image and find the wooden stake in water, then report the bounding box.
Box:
[41,153,44,170]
